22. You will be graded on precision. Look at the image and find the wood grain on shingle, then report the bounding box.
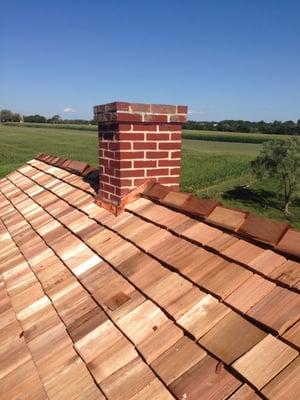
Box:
[177,294,231,339]
[247,286,300,334]
[232,335,298,389]
[170,355,241,400]
[151,336,207,385]
[261,356,300,399]
[199,311,267,364]
[282,321,300,350]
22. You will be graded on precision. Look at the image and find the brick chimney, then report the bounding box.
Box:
[93,101,187,211]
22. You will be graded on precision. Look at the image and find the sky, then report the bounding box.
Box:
[1,0,300,121]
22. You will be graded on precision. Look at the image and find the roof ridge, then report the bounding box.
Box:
[36,153,96,177]
[142,182,300,261]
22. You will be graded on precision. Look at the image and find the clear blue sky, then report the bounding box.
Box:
[1,0,300,121]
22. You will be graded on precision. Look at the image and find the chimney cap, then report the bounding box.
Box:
[94,101,187,124]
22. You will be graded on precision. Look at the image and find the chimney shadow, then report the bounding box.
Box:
[82,169,99,194]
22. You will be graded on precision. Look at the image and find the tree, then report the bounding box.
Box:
[0,109,21,122]
[23,114,46,123]
[48,115,61,123]
[251,138,300,214]
[0,109,13,122]
[11,113,21,122]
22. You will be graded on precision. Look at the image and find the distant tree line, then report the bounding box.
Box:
[184,120,300,135]
[22,114,96,124]
[0,109,96,124]
[2,108,300,134]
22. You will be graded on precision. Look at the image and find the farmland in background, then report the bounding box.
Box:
[1,123,299,227]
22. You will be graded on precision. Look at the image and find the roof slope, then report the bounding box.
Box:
[0,157,299,400]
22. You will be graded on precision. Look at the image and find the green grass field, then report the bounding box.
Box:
[1,123,299,228]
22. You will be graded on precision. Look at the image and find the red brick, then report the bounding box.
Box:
[132,124,157,132]
[159,124,181,132]
[120,160,132,168]
[146,133,169,141]
[171,151,181,159]
[177,105,188,113]
[116,113,142,122]
[170,168,180,175]
[157,176,180,184]
[151,104,177,114]
[119,133,145,141]
[109,142,131,151]
[146,151,169,159]
[130,103,151,112]
[146,168,169,177]
[110,177,132,186]
[99,142,109,149]
[103,183,116,194]
[134,160,157,168]
[116,151,144,159]
[115,102,130,111]
[109,160,132,169]
[171,133,182,140]
[170,115,186,123]
[118,124,132,131]
[158,159,181,167]
[104,150,115,158]
[144,114,168,123]
[104,167,115,176]
[117,169,145,178]
[100,174,110,183]
[133,142,157,150]
[159,142,181,150]
[105,102,129,112]
[100,159,109,168]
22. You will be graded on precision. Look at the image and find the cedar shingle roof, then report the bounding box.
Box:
[0,156,299,400]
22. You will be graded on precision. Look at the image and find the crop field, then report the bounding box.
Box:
[5,122,292,143]
[1,123,299,227]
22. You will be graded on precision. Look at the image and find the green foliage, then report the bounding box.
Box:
[0,109,21,122]
[183,130,292,144]
[4,122,97,131]
[23,114,47,123]
[251,139,300,213]
[184,119,300,135]
[47,115,62,123]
